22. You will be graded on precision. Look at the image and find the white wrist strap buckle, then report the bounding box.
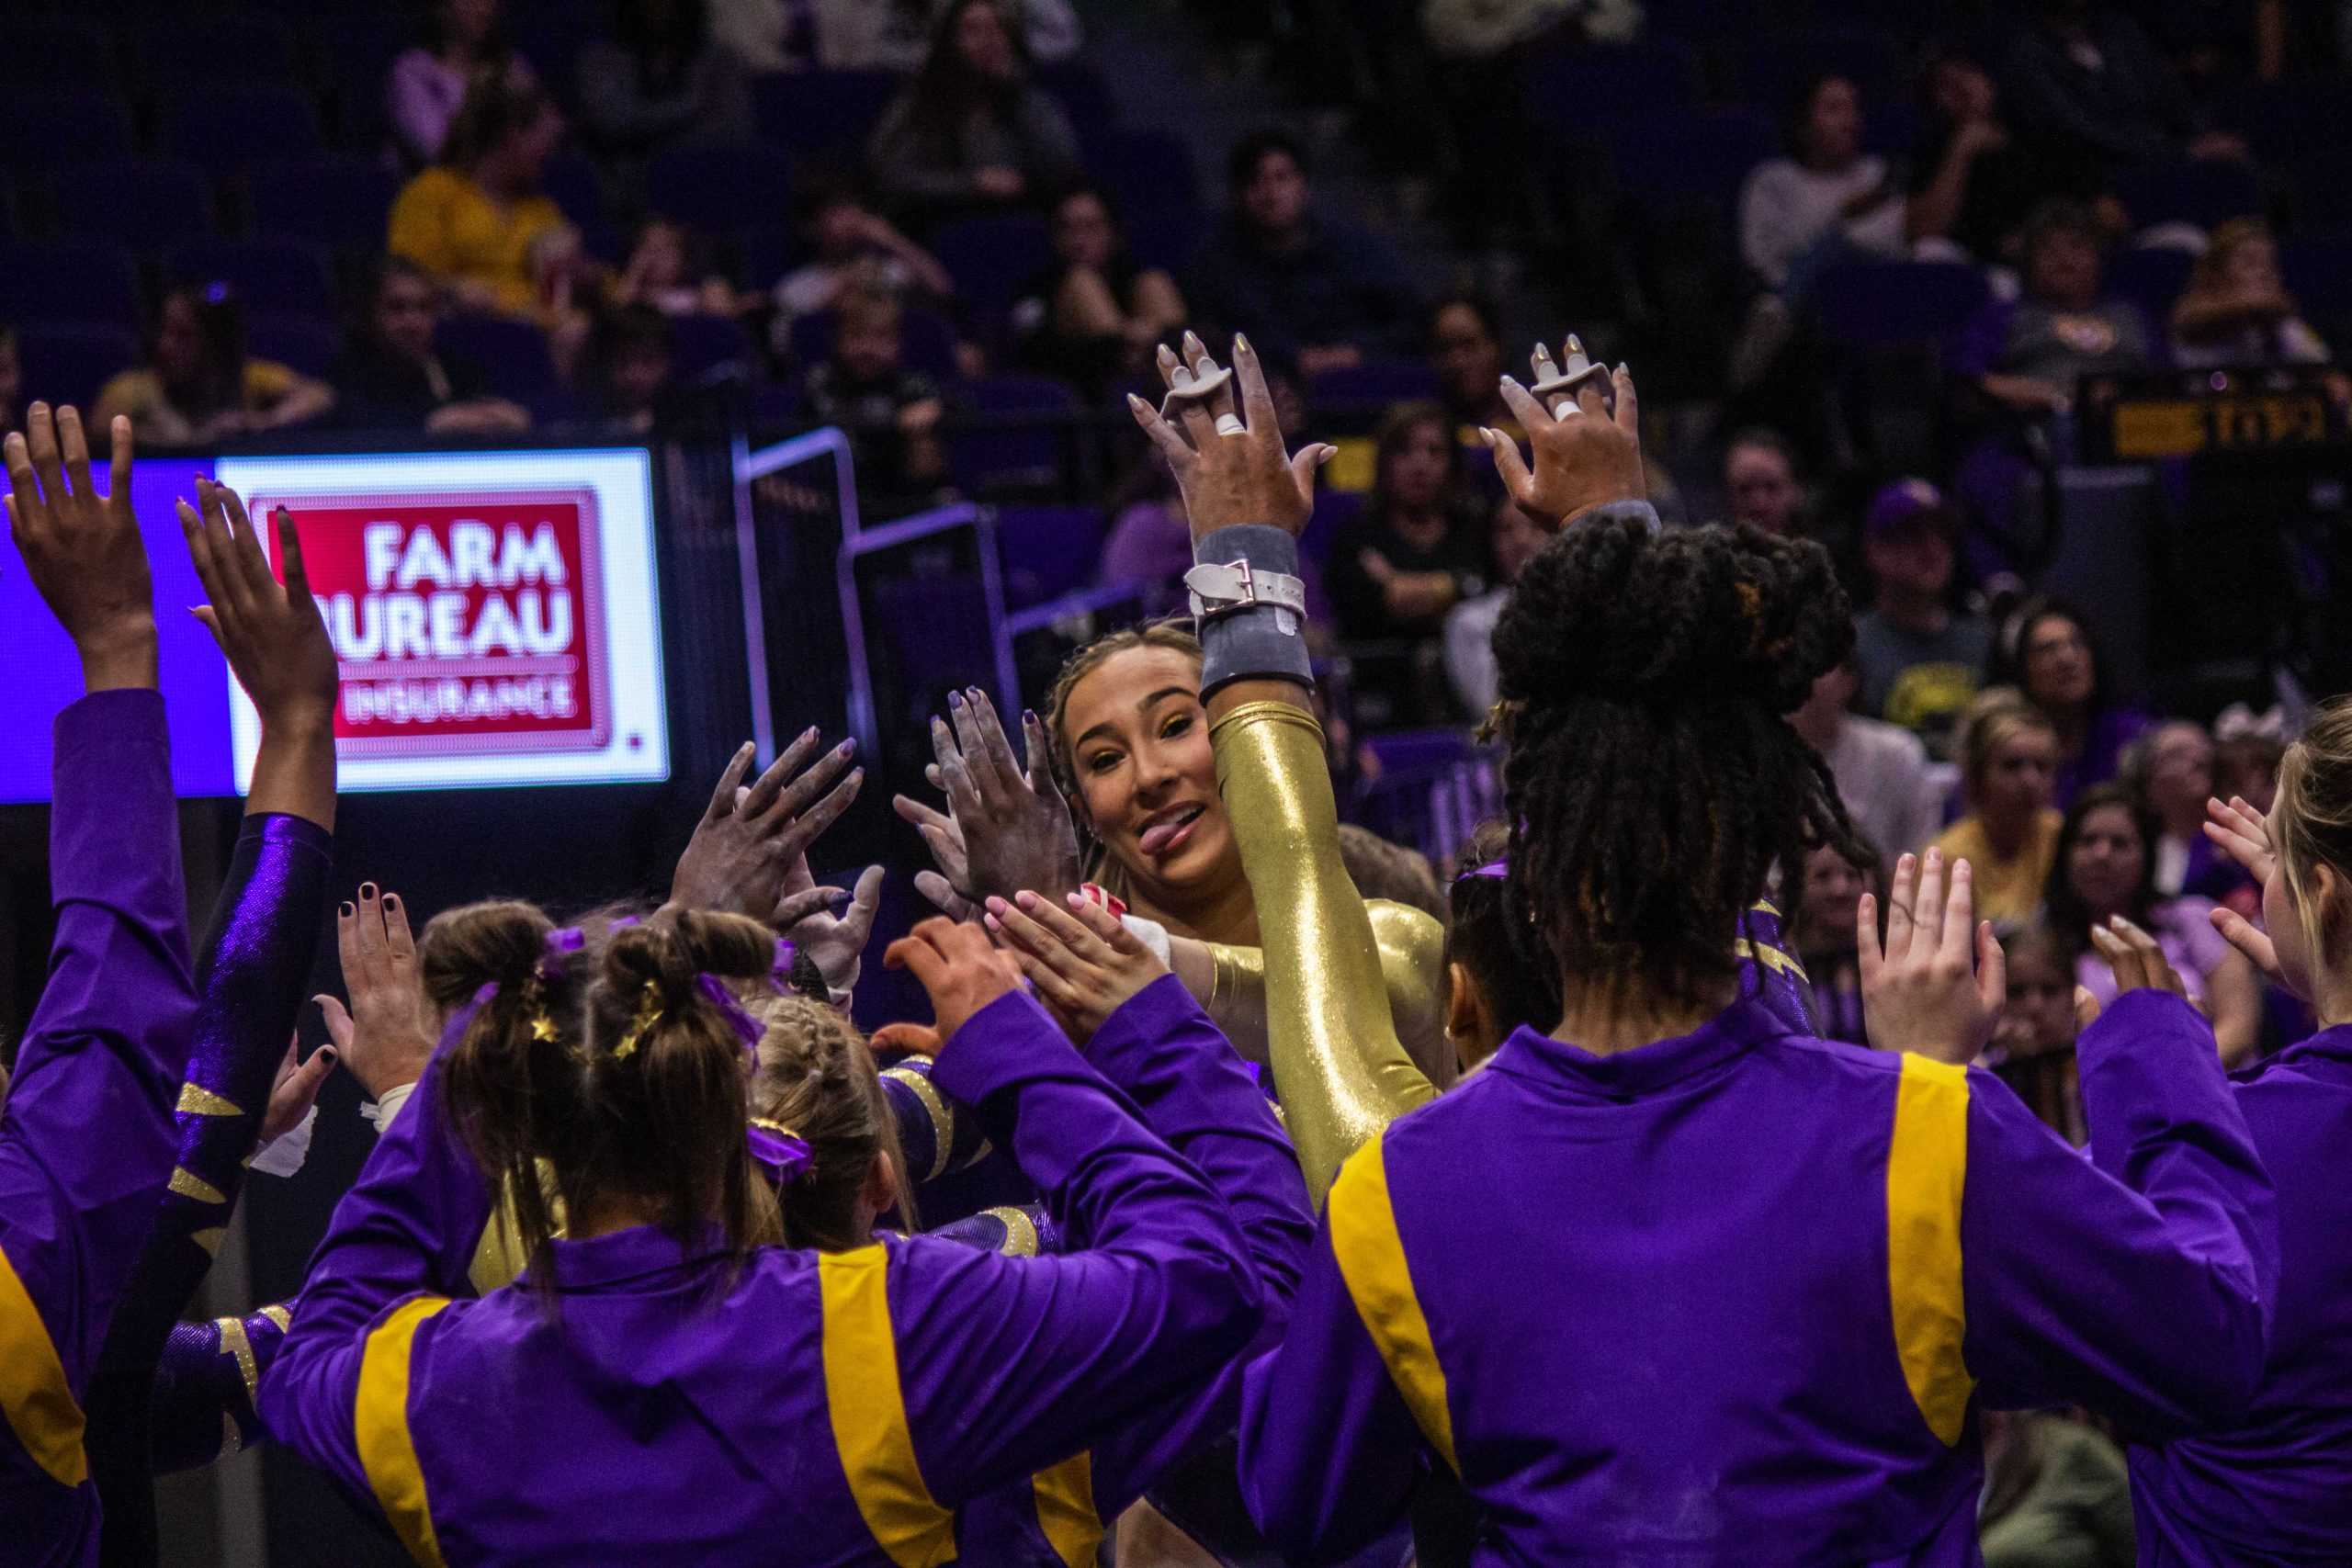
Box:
[1185,558,1306,635]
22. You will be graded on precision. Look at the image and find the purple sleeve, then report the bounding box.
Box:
[1077,976,1314,1510]
[256,1018,495,1501]
[385,51,445,167]
[886,989,1263,1501]
[1961,991,2276,1438]
[1236,1227,1429,1559]
[149,1303,290,1473]
[0,690,197,1395]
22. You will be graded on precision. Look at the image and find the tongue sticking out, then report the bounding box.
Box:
[1139,808,1199,858]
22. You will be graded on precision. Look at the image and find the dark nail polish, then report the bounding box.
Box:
[947,691,965,708]
[339,903,355,917]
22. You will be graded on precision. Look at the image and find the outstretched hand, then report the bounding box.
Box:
[893,687,1080,917]
[259,1033,338,1145]
[986,890,1165,1043]
[785,862,885,1001]
[318,883,435,1101]
[2074,914,2193,1029]
[884,916,1025,1043]
[1858,849,2007,1065]
[178,481,338,730]
[670,731,862,925]
[5,403,156,690]
[1483,344,1645,529]
[1127,332,1333,541]
[2203,795,2295,996]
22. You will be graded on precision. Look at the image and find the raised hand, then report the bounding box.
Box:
[2074,915,2193,1029]
[1482,344,1645,530]
[1127,332,1334,541]
[669,731,861,924]
[884,916,1026,1043]
[784,862,885,1001]
[259,1034,338,1145]
[5,403,156,690]
[2201,795,2294,994]
[985,890,1166,1043]
[893,688,1081,913]
[1857,848,2007,1065]
[317,884,435,1101]
[178,481,338,730]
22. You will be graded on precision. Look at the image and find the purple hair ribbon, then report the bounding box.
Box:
[771,937,797,992]
[472,980,503,1006]
[1458,859,1508,882]
[695,973,766,1061]
[537,926,586,982]
[746,1119,812,1186]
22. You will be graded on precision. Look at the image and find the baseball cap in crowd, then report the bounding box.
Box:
[1863,478,1958,539]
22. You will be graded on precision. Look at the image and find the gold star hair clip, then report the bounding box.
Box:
[612,979,664,1060]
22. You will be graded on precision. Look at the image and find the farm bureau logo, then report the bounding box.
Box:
[258,489,612,759]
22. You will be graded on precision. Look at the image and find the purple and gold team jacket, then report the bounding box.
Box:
[0,692,198,1566]
[2128,1010,2352,1566]
[1240,987,2277,1564]
[257,986,1264,1566]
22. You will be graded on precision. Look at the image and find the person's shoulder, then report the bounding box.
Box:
[1849,712,1931,766]
[95,367,161,407]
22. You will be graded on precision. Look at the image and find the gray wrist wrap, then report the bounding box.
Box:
[1191,525,1315,698]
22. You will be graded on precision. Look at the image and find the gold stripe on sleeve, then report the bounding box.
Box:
[1886,1055,1974,1445]
[175,1083,243,1117]
[820,1245,956,1567]
[0,1245,86,1487]
[216,1315,259,1403]
[1327,1131,1457,1472]
[1031,1450,1103,1568]
[881,1065,956,1183]
[169,1168,227,1204]
[356,1295,453,1568]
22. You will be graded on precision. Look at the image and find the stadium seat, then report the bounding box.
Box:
[2281,234,2352,321]
[16,321,142,412]
[540,151,609,231]
[666,314,759,384]
[1086,129,1201,222]
[133,16,300,85]
[435,313,558,400]
[164,237,335,315]
[951,375,1080,499]
[0,19,122,91]
[648,145,793,233]
[933,213,1054,317]
[753,70,899,157]
[1300,486,1365,567]
[56,158,215,247]
[1521,40,1701,121]
[1750,26,1903,108]
[994,503,1109,607]
[1307,360,1442,412]
[0,92,133,168]
[1035,62,1114,149]
[0,241,146,331]
[245,312,343,379]
[1608,108,1775,214]
[2116,159,2262,231]
[1813,262,1990,348]
[162,85,324,175]
[248,157,402,248]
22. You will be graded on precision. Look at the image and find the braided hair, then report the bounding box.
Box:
[1491,513,1871,1009]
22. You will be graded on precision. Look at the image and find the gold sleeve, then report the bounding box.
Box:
[1209,699,1438,1208]
[1203,901,1454,1091]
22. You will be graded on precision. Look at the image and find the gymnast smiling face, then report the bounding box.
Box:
[1057,643,1238,906]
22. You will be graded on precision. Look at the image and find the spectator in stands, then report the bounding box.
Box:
[387,0,537,169]
[93,286,334,446]
[1097,451,1190,601]
[329,257,532,435]
[1442,495,1548,719]
[809,0,1081,70]
[1791,841,1874,1044]
[1930,689,2064,927]
[574,0,754,178]
[2046,783,2262,1062]
[1724,428,1806,537]
[1906,41,2040,265]
[1991,595,2152,807]
[611,219,749,318]
[1852,479,1992,760]
[390,75,587,324]
[771,182,956,342]
[1791,653,1947,863]
[0,324,18,433]
[1335,824,1447,927]
[1957,200,2154,420]
[866,0,1083,231]
[1738,73,1906,297]
[1010,186,1186,395]
[1189,130,1419,377]
[1989,922,2086,1139]
[803,285,947,507]
[583,304,677,434]
[2122,717,2243,899]
[2212,703,2285,816]
[2005,0,2248,197]
[2171,218,2332,367]
[1426,294,1510,436]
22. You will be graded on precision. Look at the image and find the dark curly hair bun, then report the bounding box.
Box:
[1495,515,1853,716]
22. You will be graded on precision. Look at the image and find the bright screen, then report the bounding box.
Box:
[0,446,668,802]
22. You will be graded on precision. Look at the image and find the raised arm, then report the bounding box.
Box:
[861,920,1261,1514]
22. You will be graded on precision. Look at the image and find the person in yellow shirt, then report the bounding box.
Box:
[93,285,334,446]
[1932,688,2063,926]
[388,73,582,322]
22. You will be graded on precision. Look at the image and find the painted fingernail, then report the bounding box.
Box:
[1235,333,1251,355]
[1127,393,1148,412]
[339,902,355,918]
[837,739,855,757]
[986,896,1009,914]
[1016,890,1040,908]
[359,882,377,898]
[383,894,399,908]
[318,1048,337,1066]
[798,725,818,743]
[1023,708,1039,726]
[947,691,964,708]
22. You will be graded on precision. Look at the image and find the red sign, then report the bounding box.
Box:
[257,489,613,759]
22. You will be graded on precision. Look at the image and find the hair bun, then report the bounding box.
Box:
[1494,515,1852,716]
